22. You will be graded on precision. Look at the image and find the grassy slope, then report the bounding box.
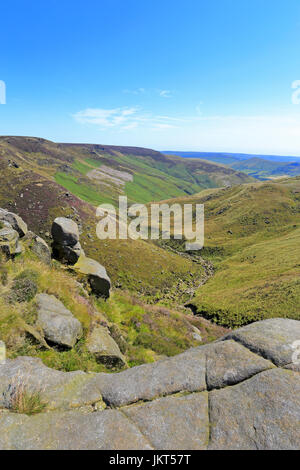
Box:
[0,136,253,206]
[0,249,227,372]
[0,138,208,300]
[160,178,300,327]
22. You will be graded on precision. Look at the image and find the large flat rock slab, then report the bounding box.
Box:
[123,392,209,450]
[0,357,103,410]
[222,318,300,366]
[206,340,275,390]
[0,409,152,450]
[93,347,207,407]
[0,319,299,450]
[209,368,300,450]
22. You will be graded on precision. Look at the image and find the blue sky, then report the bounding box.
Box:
[1,0,300,155]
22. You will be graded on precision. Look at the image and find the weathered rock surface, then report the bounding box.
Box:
[51,217,83,264]
[205,340,274,390]
[0,209,27,237]
[36,293,83,348]
[0,409,152,450]
[51,217,79,246]
[0,318,299,450]
[74,256,111,298]
[86,325,126,368]
[51,218,111,297]
[0,357,103,410]
[23,231,51,264]
[93,347,207,407]
[223,318,300,366]
[123,392,209,450]
[0,227,23,257]
[208,369,300,450]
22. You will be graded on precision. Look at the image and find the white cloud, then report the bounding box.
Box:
[73,106,300,155]
[73,107,140,128]
[73,107,179,131]
[123,88,145,95]
[159,90,172,98]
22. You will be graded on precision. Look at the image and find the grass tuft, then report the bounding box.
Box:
[3,381,47,415]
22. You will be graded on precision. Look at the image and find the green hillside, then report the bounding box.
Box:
[159,178,300,327]
[0,136,254,207]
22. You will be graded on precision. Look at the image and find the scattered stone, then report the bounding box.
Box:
[51,217,83,264]
[0,209,27,237]
[190,325,202,342]
[35,293,83,348]
[74,256,111,298]
[86,325,126,368]
[51,217,79,246]
[108,324,128,354]
[23,231,51,264]
[0,227,23,257]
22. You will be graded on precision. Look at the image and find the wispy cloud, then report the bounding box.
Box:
[73,107,139,128]
[159,90,172,98]
[123,88,145,95]
[122,88,174,98]
[72,107,300,155]
[72,107,180,131]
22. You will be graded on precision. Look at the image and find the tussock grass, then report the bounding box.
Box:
[3,380,47,415]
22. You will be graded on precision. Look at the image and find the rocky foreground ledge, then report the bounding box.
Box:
[0,318,299,450]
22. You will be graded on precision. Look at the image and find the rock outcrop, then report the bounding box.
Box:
[51,217,83,265]
[35,294,83,348]
[0,318,299,449]
[0,209,27,237]
[0,209,30,257]
[0,227,23,257]
[23,231,51,265]
[74,256,111,299]
[51,217,111,298]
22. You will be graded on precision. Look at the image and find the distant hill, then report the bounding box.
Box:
[164,151,300,180]
[230,157,300,179]
[0,136,254,207]
[164,150,300,163]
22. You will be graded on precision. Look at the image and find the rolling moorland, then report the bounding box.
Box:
[0,135,300,368]
[1,136,248,371]
[159,178,300,327]
[165,150,300,180]
[0,136,299,449]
